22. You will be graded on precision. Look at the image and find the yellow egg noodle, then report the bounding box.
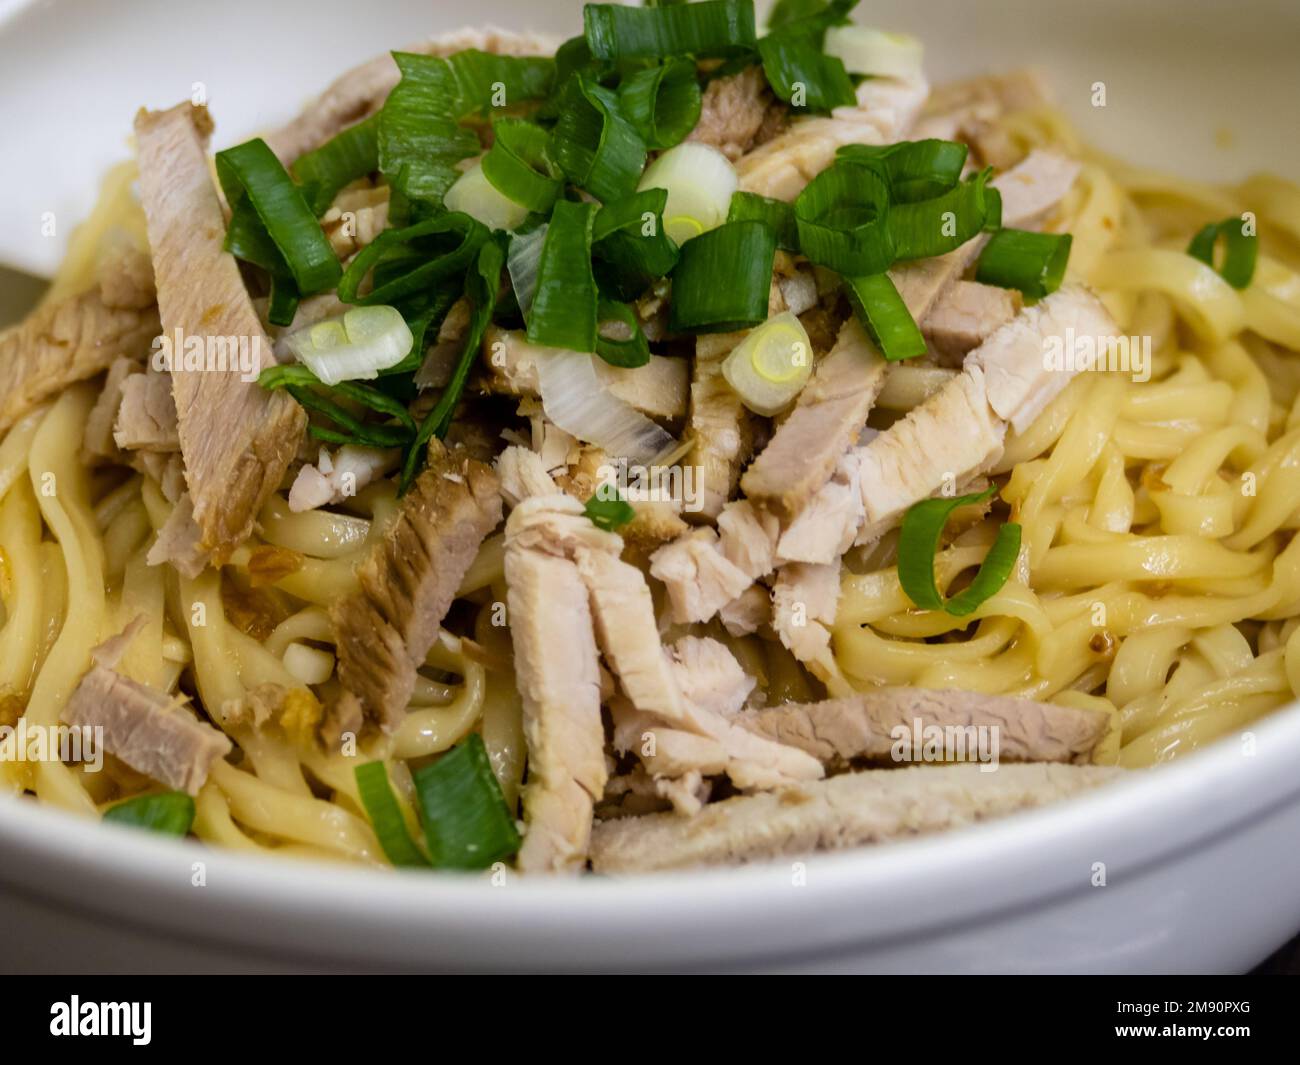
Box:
[1,94,1299,868]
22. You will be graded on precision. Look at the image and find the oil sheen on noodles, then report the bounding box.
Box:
[833,106,1300,768]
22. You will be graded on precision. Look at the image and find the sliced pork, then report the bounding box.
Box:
[741,689,1112,768]
[62,624,231,795]
[82,357,139,463]
[740,317,886,517]
[649,527,752,624]
[855,365,1006,530]
[688,331,756,520]
[114,367,179,451]
[504,497,609,874]
[134,102,306,565]
[287,444,398,512]
[331,441,502,732]
[924,281,1022,366]
[686,65,783,161]
[772,561,841,681]
[0,255,158,435]
[968,285,1117,434]
[590,763,1122,873]
[737,76,930,201]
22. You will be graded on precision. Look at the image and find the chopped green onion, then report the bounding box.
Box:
[765,0,857,38]
[794,159,893,275]
[337,212,489,306]
[481,119,564,215]
[412,733,521,870]
[727,190,800,250]
[758,31,857,112]
[836,139,968,203]
[976,228,1073,299]
[283,305,414,386]
[444,160,531,232]
[591,188,680,300]
[527,199,598,352]
[888,166,998,261]
[637,142,738,246]
[259,363,417,430]
[844,273,927,361]
[287,384,412,449]
[767,0,838,30]
[669,219,776,333]
[102,792,196,836]
[898,485,1022,617]
[1187,215,1259,290]
[377,53,488,208]
[721,310,814,414]
[551,74,646,203]
[216,138,342,296]
[823,25,924,81]
[617,57,703,150]
[355,761,429,868]
[291,113,380,215]
[554,33,603,86]
[402,238,506,490]
[441,49,555,117]
[267,277,301,328]
[595,299,651,368]
[584,0,758,60]
[585,482,637,531]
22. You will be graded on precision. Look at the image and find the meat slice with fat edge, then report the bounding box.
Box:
[739,688,1113,768]
[331,441,502,734]
[134,102,306,568]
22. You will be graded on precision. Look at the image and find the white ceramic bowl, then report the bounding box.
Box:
[2,0,1299,973]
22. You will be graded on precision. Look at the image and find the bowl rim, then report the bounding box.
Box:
[2,698,1298,967]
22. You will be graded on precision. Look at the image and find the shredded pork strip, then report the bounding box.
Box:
[739,689,1113,768]
[134,102,306,571]
[332,441,501,733]
[591,763,1123,873]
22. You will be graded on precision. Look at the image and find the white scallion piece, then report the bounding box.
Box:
[721,311,815,416]
[823,26,924,82]
[536,347,676,466]
[637,143,738,247]
[285,305,413,386]
[444,160,530,233]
